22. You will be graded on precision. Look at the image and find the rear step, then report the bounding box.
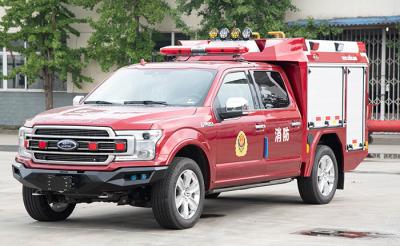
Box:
[209,178,293,194]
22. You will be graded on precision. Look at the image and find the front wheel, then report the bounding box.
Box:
[22,186,75,221]
[297,145,338,204]
[152,157,205,229]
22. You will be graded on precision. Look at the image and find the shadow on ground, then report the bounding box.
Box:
[25,193,302,231]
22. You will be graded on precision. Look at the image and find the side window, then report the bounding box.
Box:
[216,72,255,110]
[252,71,290,109]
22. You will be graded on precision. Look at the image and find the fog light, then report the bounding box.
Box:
[138,150,151,159]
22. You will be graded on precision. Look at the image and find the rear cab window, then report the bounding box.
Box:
[251,71,290,109]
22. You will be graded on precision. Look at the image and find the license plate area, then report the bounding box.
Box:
[47,175,75,192]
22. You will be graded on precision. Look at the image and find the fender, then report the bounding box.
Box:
[158,128,212,167]
[303,128,345,177]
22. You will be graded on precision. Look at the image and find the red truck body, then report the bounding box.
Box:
[13,35,369,229]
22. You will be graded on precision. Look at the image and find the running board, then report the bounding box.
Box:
[210,178,294,194]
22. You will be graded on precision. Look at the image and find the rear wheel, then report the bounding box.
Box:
[152,157,205,229]
[297,145,338,204]
[22,186,75,221]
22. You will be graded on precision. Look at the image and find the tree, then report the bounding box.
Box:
[87,0,179,72]
[177,0,340,39]
[0,0,91,110]
[177,0,296,38]
[285,18,342,39]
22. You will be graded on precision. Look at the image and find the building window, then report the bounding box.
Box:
[152,32,190,51]
[1,47,66,91]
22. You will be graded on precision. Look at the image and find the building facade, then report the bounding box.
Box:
[1,1,400,126]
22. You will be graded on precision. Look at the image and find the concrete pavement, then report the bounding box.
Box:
[1,149,400,245]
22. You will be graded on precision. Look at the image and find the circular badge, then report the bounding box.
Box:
[235,131,248,157]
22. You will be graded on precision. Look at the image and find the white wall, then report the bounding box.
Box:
[154,0,202,32]
[286,0,400,21]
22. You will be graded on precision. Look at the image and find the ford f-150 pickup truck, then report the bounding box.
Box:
[13,28,369,229]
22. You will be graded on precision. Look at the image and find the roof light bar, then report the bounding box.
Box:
[160,46,192,55]
[205,46,249,54]
[160,45,249,56]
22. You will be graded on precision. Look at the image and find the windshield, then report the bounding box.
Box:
[85,68,217,106]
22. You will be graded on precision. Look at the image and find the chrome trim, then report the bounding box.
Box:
[33,125,115,137]
[28,135,117,140]
[31,150,110,155]
[291,121,302,127]
[32,154,115,165]
[210,178,293,194]
[255,124,266,130]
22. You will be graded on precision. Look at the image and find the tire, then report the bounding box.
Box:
[297,145,338,204]
[205,192,220,199]
[152,157,205,229]
[22,186,75,221]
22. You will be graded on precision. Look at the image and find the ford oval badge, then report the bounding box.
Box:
[57,139,79,151]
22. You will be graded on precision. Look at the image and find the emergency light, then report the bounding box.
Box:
[208,27,256,40]
[160,45,249,56]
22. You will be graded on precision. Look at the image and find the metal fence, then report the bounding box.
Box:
[321,28,400,120]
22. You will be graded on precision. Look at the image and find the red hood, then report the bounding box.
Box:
[25,105,197,130]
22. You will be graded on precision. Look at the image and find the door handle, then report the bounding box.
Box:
[291,121,301,127]
[255,124,266,130]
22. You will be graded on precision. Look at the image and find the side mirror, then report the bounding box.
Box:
[220,97,249,119]
[73,95,84,106]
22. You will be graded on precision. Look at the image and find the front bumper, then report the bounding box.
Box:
[12,162,168,195]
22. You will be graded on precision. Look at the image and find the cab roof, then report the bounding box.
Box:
[159,38,369,65]
[126,61,277,70]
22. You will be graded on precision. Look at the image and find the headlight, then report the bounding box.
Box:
[18,127,33,158]
[114,130,162,161]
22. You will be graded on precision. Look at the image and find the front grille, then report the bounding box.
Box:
[28,138,125,153]
[35,153,109,163]
[27,126,130,165]
[35,128,109,137]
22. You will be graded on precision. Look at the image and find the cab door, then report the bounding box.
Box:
[250,70,302,179]
[213,71,267,188]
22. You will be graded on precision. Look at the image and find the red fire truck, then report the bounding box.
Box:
[13,28,368,229]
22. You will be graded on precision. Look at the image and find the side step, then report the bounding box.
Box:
[209,178,294,194]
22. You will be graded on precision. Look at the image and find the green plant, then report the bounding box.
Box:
[0,0,91,110]
[86,0,181,72]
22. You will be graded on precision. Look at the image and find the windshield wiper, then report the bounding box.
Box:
[124,100,169,106]
[84,100,115,105]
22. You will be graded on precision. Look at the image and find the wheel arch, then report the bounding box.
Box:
[173,144,211,191]
[305,132,345,189]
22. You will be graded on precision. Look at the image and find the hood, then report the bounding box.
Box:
[25,105,197,130]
